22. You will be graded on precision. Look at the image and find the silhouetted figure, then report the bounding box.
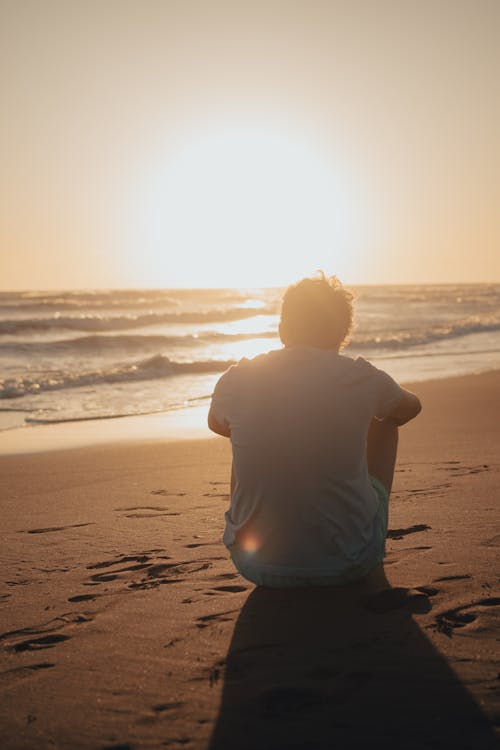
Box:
[208,273,421,587]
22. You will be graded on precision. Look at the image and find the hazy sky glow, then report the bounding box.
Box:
[1,0,499,289]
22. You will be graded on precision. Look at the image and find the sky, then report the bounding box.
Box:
[1,0,499,290]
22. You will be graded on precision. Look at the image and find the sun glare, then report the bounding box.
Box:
[135,120,369,288]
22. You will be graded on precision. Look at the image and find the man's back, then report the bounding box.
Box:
[208,273,421,587]
[211,346,404,575]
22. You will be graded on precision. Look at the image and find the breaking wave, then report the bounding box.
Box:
[0,306,275,334]
[0,354,234,399]
[352,317,500,350]
[0,330,277,355]
[1,317,499,355]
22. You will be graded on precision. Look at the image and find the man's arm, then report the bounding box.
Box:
[207,405,231,437]
[383,388,422,426]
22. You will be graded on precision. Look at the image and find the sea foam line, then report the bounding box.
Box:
[0,354,234,399]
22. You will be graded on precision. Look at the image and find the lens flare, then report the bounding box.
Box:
[238,533,260,554]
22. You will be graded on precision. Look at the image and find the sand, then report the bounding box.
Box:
[0,370,499,749]
[0,404,214,456]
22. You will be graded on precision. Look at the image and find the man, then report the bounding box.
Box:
[208,273,421,587]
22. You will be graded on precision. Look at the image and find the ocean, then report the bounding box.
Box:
[1,284,499,431]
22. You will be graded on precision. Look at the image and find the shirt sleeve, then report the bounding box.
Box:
[373,366,405,419]
[209,366,236,426]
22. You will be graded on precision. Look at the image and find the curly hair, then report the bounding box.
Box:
[279,272,354,350]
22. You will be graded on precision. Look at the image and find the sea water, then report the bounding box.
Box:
[1,284,499,430]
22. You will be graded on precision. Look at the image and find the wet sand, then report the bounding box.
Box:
[0,370,499,749]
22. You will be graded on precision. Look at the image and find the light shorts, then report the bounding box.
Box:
[230,476,390,588]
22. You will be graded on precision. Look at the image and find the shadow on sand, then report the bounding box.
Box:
[208,570,497,750]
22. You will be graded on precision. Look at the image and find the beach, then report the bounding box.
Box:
[1,370,499,749]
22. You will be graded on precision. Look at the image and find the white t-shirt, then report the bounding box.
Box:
[210,347,404,576]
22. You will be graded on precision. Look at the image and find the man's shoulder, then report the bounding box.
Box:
[214,350,280,389]
[233,348,283,371]
[334,354,401,391]
[340,353,387,374]
[335,353,374,377]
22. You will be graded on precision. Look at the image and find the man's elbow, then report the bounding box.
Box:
[207,411,231,437]
[386,392,422,426]
[408,393,422,420]
[398,392,422,425]
[413,395,422,418]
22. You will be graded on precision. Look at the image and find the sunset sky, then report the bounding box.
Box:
[1,0,499,290]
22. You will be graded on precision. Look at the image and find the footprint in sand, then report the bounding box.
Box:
[67,594,99,603]
[1,662,56,678]
[438,463,489,477]
[190,658,227,687]
[114,505,170,512]
[129,561,213,589]
[18,523,94,534]
[114,505,181,518]
[85,551,213,591]
[152,701,184,713]
[364,586,437,614]
[150,489,186,496]
[129,561,212,589]
[432,596,500,637]
[196,608,239,629]
[0,612,92,654]
[209,661,226,687]
[89,562,153,583]
[405,484,451,497]
[123,512,181,518]
[85,552,162,585]
[214,572,239,581]
[10,634,71,653]
[481,534,500,547]
[86,553,162,570]
[200,584,247,598]
[387,524,431,540]
[386,545,433,563]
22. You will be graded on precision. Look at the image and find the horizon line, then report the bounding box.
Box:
[1,279,499,294]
